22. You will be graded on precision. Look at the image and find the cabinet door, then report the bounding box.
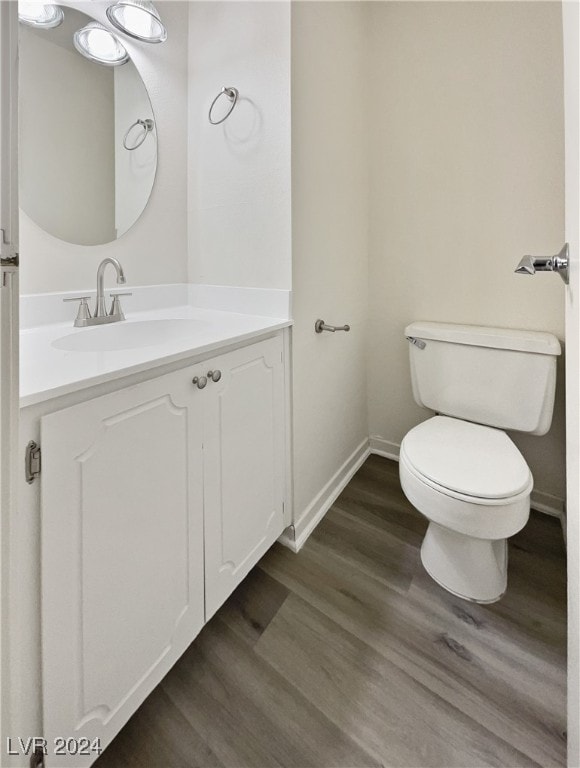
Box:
[40,368,204,766]
[203,336,286,618]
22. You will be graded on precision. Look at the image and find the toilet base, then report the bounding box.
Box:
[421,522,508,604]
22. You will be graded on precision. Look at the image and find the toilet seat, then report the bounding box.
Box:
[400,416,532,501]
[399,451,531,540]
[399,416,532,541]
[400,450,532,507]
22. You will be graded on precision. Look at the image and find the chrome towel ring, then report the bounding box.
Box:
[208,86,239,125]
[123,118,155,151]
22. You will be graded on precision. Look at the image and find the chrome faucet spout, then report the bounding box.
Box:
[96,258,126,317]
[63,258,130,327]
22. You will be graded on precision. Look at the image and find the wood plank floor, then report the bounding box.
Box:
[95,455,567,768]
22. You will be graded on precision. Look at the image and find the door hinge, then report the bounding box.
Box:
[1,253,19,268]
[25,441,41,484]
[0,228,19,268]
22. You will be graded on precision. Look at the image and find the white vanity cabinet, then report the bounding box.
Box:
[202,337,286,618]
[38,334,286,765]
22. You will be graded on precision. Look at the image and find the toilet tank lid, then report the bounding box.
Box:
[405,322,561,356]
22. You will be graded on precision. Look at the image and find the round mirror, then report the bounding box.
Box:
[18,6,157,246]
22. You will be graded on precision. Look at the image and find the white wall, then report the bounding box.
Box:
[291,2,369,530]
[366,1,566,504]
[19,0,188,295]
[187,1,291,290]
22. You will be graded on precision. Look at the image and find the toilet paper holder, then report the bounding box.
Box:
[315,319,351,333]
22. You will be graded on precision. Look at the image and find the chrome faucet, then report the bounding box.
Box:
[96,258,126,317]
[63,258,132,327]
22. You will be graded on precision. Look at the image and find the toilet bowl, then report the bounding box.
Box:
[400,416,532,602]
[401,321,561,603]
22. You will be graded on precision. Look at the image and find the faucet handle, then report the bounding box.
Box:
[63,296,92,326]
[109,292,132,319]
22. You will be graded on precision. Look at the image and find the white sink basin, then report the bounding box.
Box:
[52,319,203,352]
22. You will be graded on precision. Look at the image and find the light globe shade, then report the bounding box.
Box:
[73,21,129,66]
[18,2,64,29]
[106,0,167,43]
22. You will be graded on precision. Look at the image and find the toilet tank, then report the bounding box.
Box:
[405,322,561,435]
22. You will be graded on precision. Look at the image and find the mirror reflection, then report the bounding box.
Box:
[19,6,157,246]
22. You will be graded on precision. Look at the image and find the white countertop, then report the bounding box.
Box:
[21,298,291,408]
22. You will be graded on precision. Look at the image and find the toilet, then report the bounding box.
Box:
[400,321,561,603]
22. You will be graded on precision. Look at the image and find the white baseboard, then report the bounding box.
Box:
[277,525,299,553]
[369,436,400,461]
[279,439,370,552]
[279,434,566,553]
[529,489,565,518]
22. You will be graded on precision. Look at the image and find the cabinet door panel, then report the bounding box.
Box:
[41,371,204,765]
[204,336,285,617]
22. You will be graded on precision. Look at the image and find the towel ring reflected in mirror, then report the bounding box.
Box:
[123,118,155,150]
[208,86,239,125]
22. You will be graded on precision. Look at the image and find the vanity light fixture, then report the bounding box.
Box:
[18,2,64,29]
[106,0,167,44]
[73,21,129,66]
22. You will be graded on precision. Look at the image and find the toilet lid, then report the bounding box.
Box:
[401,416,532,499]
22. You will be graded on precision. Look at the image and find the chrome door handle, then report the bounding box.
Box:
[515,244,569,284]
[315,319,351,333]
[192,376,208,389]
[207,370,222,382]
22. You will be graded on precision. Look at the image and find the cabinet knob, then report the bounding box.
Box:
[192,376,208,389]
[207,370,222,382]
